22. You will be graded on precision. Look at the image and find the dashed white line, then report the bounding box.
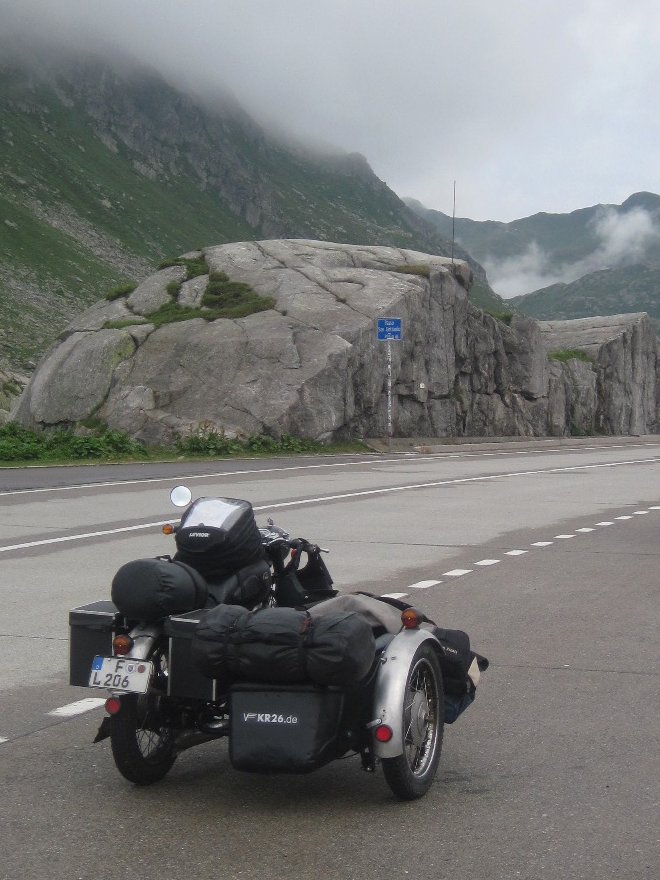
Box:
[596,521,614,526]
[0,737,8,744]
[381,592,409,600]
[531,541,553,547]
[409,580,442,589]
[555,534,576,539]
[615,515,633,520]
[505,549,528,556]
[443,569,473,577]
[474,559,500,566]
[633,511,649,515]
[576,527,595,532]
[650,506,660,510]
[47,698,106,718]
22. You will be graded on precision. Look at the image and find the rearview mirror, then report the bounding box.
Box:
[170,485,192,507]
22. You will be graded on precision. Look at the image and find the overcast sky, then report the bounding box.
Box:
[2,0,659,222]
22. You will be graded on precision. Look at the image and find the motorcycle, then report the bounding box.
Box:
[69,487,486,800]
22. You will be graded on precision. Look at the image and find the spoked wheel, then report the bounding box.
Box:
[382,644,444,800]
[109,647,177,785]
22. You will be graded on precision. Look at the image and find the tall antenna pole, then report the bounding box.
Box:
[451,179,456,265]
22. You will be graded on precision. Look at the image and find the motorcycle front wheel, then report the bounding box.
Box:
[109,649,177,785]
[381,643,444,800]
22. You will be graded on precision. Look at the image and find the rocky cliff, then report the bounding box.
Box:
[12,241,660,443]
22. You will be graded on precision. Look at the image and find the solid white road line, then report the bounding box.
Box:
[47,698,106,717]
[409,580,443,589]
[2,457,658,554]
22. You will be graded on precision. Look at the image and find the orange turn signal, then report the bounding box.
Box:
[162,523,175,535]
[401,608,422,629]
[112,634,134,656]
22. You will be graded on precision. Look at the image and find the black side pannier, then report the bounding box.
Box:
[174,496,264,582]
[191,604,376,687]
[111,558,208,620]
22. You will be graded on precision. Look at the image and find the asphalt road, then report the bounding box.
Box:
[0,439,658,880]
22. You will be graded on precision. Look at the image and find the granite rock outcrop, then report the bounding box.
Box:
[12,241,660,443]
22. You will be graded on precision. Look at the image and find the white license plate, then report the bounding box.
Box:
[88,656,153,694]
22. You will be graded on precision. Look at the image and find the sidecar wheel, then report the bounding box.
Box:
[381,643,444,800]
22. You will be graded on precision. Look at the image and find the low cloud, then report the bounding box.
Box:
[485,207,660,298]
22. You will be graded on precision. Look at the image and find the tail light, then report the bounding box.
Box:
[105,696,122,715]
[374,724,393,743]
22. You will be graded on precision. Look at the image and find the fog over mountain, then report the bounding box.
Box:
[486,205,660,298]
[1,0,658,221]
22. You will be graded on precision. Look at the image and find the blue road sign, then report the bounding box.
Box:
[377,317,403,340]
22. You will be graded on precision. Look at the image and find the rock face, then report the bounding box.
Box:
[13,240,660,442]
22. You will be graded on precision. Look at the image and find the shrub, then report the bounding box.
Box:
[157,256,209,280]
[0,423,147,462]
[105,282,137,301]
[166,280,182,297]
[485,309,514,325]
[175,428,323,457]
[103,318,147,329]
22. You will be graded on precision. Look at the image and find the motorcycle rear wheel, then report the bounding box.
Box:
[381,643,444,800]
[109,650,176,785]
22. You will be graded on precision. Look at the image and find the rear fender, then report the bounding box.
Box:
[126,623,162,659]
[371,629,440,759]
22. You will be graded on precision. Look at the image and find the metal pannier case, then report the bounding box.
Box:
[69,601,121,687]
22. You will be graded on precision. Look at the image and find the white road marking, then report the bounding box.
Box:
[47,698,106,717]
[555,534,575,539]
[381,593,409,600]
[596,521,614,526]
[443,569,473,577]
[633,511,649,515]
[409,580,442,589]
[505,549,528,556]
[531,541,553,547]
[650,506,660,510]
[0,737,8,744]
[474,559,500,566]
[615,515,633,520]
[2,458,658,554]
[575,527,595,532]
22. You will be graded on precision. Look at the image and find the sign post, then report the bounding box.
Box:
[376,318,403,446]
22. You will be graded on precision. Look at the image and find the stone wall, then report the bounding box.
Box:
[12,241,659,442]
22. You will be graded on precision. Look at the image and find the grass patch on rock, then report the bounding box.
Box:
[549,349,594,364]
[393,263,430,278]
[105,282,137,301]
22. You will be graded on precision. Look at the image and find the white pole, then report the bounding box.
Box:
[387,337,393,447]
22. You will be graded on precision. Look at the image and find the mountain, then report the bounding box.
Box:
[0,51,501,370]
[406,193,660,331]
[507,264,660,328]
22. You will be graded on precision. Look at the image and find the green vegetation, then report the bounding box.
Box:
[175,427,326,457]
[0,422,147,462]
[393,264,431,278]
[548,349,594,364]
[103,318,148,330]
[158,256,209,280]
[0,421,367,464]
[201,275,275,317]
[105,282,137,301]
[485,309,514,325]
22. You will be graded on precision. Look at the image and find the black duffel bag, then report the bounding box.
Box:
[191,604,376,687]
[111,558,208,620]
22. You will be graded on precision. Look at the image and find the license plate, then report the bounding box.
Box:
[88,656,153,694]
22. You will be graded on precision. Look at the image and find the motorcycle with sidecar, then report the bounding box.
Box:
[69,487,486,800]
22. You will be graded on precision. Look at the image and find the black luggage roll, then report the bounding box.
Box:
[111,558,208,620]
[191,604,376,687]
